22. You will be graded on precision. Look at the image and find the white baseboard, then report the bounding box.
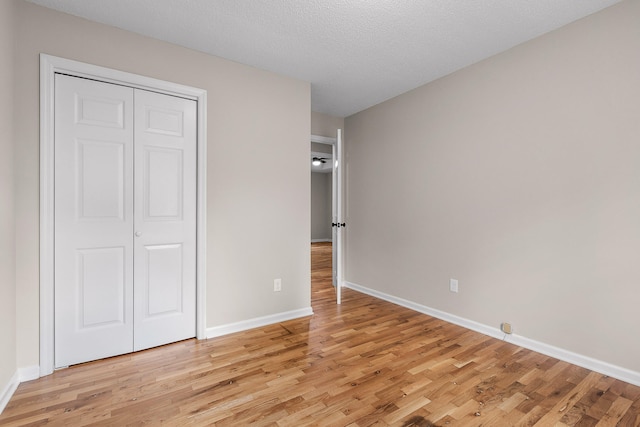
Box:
[0,371,19,415]
[0,365,40,415]
[344,281,640,388]
[311,239,332,243]
[206,307,314,339]
[19,366,40,382]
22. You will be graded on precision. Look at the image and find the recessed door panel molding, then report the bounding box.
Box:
[77,139,125,221]
[75,93,125,129]
[144,147,184,220]
[77,247,126,328]
[145,106,184,137]
[144,244,184,317]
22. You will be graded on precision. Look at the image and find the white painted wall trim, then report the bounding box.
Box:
[311,134,336,144]
[311,239,332,243]
[18,366,40,382]
[206,307,314,339]
[39,54,208,377]
[344,281,640,388]
[0,366,39,415]
[0,371,19,414]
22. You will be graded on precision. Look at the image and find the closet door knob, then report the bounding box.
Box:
[135,231,142,237]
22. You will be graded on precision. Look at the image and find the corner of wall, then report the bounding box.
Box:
[0,371,19,415]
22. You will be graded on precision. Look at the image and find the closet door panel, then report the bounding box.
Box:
[54,75,135,367]
[133,89,197,351]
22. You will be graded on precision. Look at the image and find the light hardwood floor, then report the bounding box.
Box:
[2,242,639,426]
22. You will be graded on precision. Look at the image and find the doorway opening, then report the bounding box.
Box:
[310,132,343,304]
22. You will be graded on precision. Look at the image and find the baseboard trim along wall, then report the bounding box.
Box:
[206,307,314,339]
[19,366,40,383]
[0,366,39,414]
[311,239,332,243]
[344,281,640,388]
[0,371,19,414]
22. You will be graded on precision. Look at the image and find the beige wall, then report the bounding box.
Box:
[345,0,640,373]
[13,1,310,368]
[311,173,332,241]
[0,0,17,392]
[311,111,344,138]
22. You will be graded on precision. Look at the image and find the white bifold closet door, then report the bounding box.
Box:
[54,74,196,368]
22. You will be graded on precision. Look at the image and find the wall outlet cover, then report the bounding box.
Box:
[501,322,513,334]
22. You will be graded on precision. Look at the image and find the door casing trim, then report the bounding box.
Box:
[39,54,208,376]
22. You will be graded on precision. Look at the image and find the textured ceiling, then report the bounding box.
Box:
[27,0,622,117]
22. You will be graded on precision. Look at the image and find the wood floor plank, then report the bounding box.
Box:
[1,242,639,426]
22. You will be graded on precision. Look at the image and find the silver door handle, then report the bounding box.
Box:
[135,231,142,237]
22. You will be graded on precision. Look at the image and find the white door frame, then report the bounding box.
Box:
[39,54,208,376]
[311,132,344,303]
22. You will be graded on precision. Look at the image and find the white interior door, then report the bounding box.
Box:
[54,75,135,367]
[331,149,338,288]
[54,75,197,367]
[332,129,344,304]
[133,90,197,351]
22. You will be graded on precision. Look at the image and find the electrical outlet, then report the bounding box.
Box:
[449,278,459,293]
[273,278,282,292]
[501,322,512,334]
